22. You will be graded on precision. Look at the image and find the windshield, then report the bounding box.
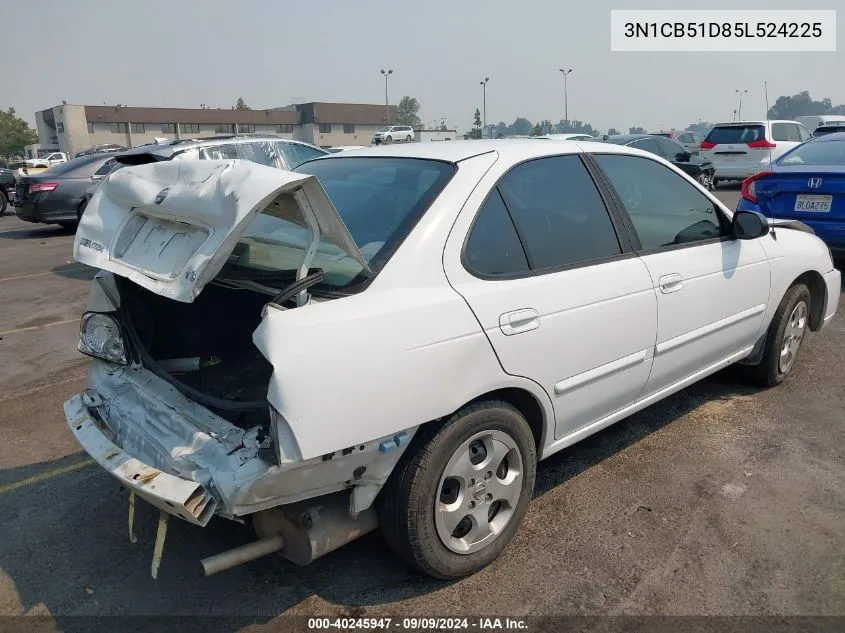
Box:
[705,125,765,145]
[229,157,455,290]
[778,138,845,166]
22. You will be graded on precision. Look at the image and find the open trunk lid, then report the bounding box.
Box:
[73,159,370,303]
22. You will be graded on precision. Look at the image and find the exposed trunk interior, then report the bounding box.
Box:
[116,276,273,429]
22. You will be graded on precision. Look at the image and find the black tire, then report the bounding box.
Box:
[405,135,413,142]
[378,400,536,579]
[0,191,7,215]
[385,135,393,143]
[77,199,88,222]
[746,284,811,387]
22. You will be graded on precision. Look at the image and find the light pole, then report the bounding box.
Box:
[735,89,748,120]
[380,69,393,124]
[480,77,489,137]
[559,68,573,123]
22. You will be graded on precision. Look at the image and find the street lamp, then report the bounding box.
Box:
[559,68,573,123]
[380,69,393,124]
[735,89,748,120]
[480,77,489,137]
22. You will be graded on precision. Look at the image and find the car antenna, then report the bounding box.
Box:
[764,80,776,239]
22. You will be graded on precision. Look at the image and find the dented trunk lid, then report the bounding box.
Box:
[73,159,370,303]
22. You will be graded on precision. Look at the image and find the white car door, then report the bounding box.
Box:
[444,154,658,441]
[592,153,770,398]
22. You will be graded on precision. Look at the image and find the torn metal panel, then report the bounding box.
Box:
[73,159,369,303]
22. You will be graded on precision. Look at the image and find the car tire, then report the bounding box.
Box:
[385,135,393,143]
[0,191,7,215]
[406,135,413,142]
[378,400,536,579]
[747,283,811,388]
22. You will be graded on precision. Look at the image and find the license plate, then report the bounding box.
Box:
[795,194,832,212]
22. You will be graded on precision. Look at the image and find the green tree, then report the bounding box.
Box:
[766,91,845,119]
[396,96,422,128]
[234,97,251,110]
[0,108,38,157]
[509,117,533,136]
[629,126,645,134]
[464,108,483,139]
[607,127,620,136]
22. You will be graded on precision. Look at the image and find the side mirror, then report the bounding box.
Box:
[733,210,769,240]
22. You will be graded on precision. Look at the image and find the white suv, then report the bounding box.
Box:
[372,125,415,144]
[700,120,812,185]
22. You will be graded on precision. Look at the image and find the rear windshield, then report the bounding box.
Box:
[228,157,455,290]
[38,155,104,177]
[813,126,845,137]
[704,125,765,145]
[778,138,845,166]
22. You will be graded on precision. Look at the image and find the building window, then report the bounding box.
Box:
[87,122,95,133]
[343,123,355,134]
[162,123,177,134]
[319,123,332,134]
[180,123,200,134]
[276,124,294,134]
[110,122,128,133]
[215,124,233,134]
[237,123,255,133]
[57,122,65,133]
[132,123,145,133]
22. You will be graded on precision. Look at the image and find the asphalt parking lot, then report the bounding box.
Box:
[0,185,843,631]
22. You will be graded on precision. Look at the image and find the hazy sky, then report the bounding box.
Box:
[3,0,842,133]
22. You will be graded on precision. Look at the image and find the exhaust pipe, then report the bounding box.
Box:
[201,535,285,576]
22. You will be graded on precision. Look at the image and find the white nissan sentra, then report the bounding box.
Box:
[66,140,840,580]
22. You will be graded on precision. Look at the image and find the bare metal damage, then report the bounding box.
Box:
[66,358,417,519]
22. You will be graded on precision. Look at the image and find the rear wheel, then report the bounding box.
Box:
[405,135,413,142]
[746,284,811,387]
[0,191,7,215]
[379,401,536,579]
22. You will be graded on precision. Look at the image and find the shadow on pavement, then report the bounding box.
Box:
[0,224,75,241]
[51,262,98,281]
[0,369,763,633]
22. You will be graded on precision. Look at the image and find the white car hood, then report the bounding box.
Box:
[73,159,369,303]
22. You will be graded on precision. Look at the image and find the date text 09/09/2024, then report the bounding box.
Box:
[307,617,528,630]
[624,22,823,39]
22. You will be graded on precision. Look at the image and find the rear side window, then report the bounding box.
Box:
[771,123,792,142]
[464,190,529,276]
[705,125,765,145]
[497,155,622,270]
[595,154,729,250]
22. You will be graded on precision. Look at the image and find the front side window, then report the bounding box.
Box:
[654,137,685,159]
[629,138,661,156]
[797,125,812,141]
[464,189,529,276]
[227,158,455,291]
[496,155,622,270]
[594,154,729,251]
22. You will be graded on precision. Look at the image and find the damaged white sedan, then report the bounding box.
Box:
[65,140,840,580]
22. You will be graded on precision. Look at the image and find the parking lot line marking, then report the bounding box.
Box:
[0,458,95,495]
[0,318,78,336]
[0,266,87,283]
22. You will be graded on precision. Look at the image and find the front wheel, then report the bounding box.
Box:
[746,284,811,387]
[0,191,7,215]
[405,135,413,142]
[379,401,536,579]
[385,135,393,143]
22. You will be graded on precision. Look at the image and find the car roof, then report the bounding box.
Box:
[314,138,640,164]
[115,136,321,161]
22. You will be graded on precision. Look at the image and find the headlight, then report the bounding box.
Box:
[78,312,127,364]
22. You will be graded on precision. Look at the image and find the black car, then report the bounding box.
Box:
[15,153,121,227]
[0,167,14,214]
[600,134,715,189]
[812,123,845,138]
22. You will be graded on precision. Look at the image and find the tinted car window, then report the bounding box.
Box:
[92,159,116,177]
[705,125,765,144]
[594,154,729,250]
[784,124,803,143]
[497,155,621,270]
[291,143,326,166]
[629,138,661,156]
[655,137,685,159]
[797,125,812,141]
[464,190,530,276]
[771,123,791,142]
[779,137,845,166]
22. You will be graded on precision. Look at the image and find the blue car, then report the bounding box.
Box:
[737,132,845,256]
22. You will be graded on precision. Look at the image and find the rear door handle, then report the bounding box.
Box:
[658,273,684,293]
[499,308,540,336]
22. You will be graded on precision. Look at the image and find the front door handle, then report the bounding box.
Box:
[499,308,540,336]
[658,273,684,293]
